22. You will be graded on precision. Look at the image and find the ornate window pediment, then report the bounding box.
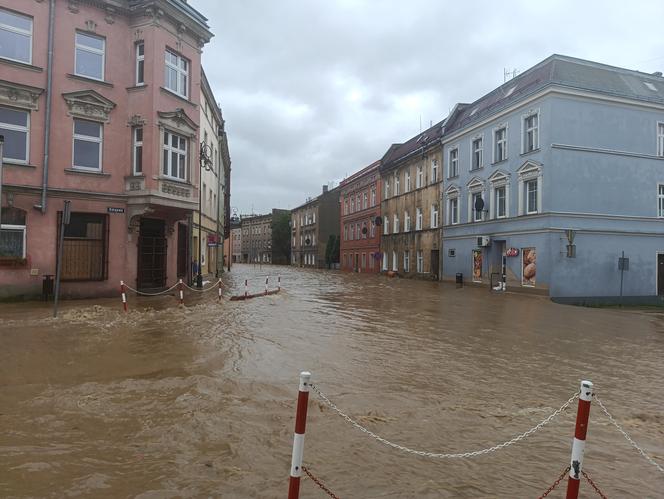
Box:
[62,90,116,122]
[157,108,197,138]
[0,80,43,111]
[466,176,485,193]
[488,169,510,186]
[517,159,542,180]
[445,183,460,197]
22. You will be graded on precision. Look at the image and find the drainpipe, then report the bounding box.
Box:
[37,0,55,213]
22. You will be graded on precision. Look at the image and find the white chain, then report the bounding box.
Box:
[594,396,664,475]
[309,384,578,459]
[123,282,179,296]
[182,279,223,293]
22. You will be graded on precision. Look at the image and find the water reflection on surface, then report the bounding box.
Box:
[1,264,663,498]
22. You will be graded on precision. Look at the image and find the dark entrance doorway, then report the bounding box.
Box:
[430,250,440,279]
[177,223,188,279]
[658,254,664,296]
[137,218,167,289]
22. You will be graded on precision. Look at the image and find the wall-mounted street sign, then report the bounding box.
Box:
[618,256,629,271]
[505,248,520,257]
[107,207,125,214]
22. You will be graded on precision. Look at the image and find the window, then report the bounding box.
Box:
[403,250,410,272]
[416,250,423,273]
[496,186,506,218]
[370,219,375,237]
[164,49,189,98]
[385,179,390,199]
[382,252,388,271]
[355,194,360,212]
[431,159,439,183]
[524,112,539,152]
[494,127,507,162]
[343,198,348,215]
[449,197,459,225]
[392,251,397,271]
[658,123,664,157]
[526,179,538,214]
[472,192,484,222]
[132,127,143,174]
[0,8,32,64]
[393,213,399,233]
[431,204,439,228]
[370,186,376,206]
[135,42,145,85]
[659,185,664,217]
[448,147,459,178]
[471,137,483,170]
[343,224,348,241]
[75,32,105,81]
[384,216,389,234]
[405,170,411,192]
[416,165,423,188]
[313,211,316,224]
[361,253,366,269]
[60,213,108,281]
[363,192,368,210]
[416,207,422,230]
[361,221,367,238]
[349,224,354,240]
[404,211,410,232]
[394,173,400,196]
[73,119,102,170]
[162,130,187,180]
[350,196,355,213]
[0,106,29,163]
[0,207,26,258]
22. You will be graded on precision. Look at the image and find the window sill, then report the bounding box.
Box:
[126,84,148,92]
[0,256,27,267]
[469,166,484,172]
[492,159,508,166]
[447,175,459,180]
[0,57,43,72]
[67,73,114,88]
[124,174,145,179]
[1,162,37,169]
[160,87,196,107]
[158,176,191,186]
[520,148,541,156]
[65,168,110,177]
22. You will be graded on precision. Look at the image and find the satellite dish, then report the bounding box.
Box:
[375,216,382,226]
[474,196,485,212]
[305,238,311,245]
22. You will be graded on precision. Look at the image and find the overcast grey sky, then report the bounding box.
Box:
[192,0,664,215]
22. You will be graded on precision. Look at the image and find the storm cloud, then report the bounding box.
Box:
[193,0,664,214]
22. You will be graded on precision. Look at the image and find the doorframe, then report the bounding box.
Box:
[657,251,664,296]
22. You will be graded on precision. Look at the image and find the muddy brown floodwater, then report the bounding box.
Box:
[1,265,664,498]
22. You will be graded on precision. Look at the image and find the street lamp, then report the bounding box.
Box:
[197,141,216,288]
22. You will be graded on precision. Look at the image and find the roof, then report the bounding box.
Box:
[380,119,445,172]
[444,54,664,136]
[340,160,380,187]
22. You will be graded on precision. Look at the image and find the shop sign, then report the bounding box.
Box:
[505,247,519,257]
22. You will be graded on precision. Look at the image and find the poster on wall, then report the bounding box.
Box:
[472,249,482,282]
[522,247,537,286]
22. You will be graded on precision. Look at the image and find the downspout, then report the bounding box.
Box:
[38,0,55,213]
[215,139,221,276]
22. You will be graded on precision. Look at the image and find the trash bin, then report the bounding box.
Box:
[455,272,463,288]
[42,274,54,301]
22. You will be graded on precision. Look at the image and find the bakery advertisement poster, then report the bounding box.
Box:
[521,247,537,286]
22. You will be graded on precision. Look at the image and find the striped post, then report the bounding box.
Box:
[178,279,184,305]
[244,279,248,299]
[265,276,269,295]
[288,371,311,499]
[566,380,593,499]
[218,279,222,302]
[278,275,281,292]
[120,280,128,312]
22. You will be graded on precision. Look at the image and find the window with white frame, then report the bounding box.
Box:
[371,185,376,206]
[431,203,439,228]
[164,49,189,98]
[0,207,26,258]
[431,159,439,183]
[75,32,105,81]
[416,165,423,188]
[416,250,423,273]
[384,179,390,199]
[659,184,664,217]
[494,126,507,162]
[526,179,538,214]
[343,198,348,215]
[0,106,29,164]
[392,251,397,271]
[404,211,410,232]
[370,219,375,237]
[471,136,483,170]
[343,224,348,241]
[658,123,664,157]
[449,197,459,225]
[349,224,354,240]
[393,213,399,233]
[471,192,484,222]
[382,252,388,271]
[135,42,145,85]
[416,207,422,230]
[363,192,368,210]
[384,216,389,234]
[0,8,32,64]
[361,253,366,269]
[405,170,411,192]
[162,130,187,180]
[73,119,102,170]
[448,147,459,178]
[394,173,400,196]
[523,112,539,152]
[355,194,360,212]
[495,185,506,218]
[403,250,410,272]
[350,196,355,213]
[132,126,143,174]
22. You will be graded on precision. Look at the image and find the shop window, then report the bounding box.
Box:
[59,213,108,281]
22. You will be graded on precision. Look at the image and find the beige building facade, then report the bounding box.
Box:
[380,122,444,279]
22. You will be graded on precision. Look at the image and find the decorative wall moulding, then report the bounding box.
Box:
[62,89,117,123]
[0,80,43,111]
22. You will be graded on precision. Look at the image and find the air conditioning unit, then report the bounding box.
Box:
[477,236,491,247]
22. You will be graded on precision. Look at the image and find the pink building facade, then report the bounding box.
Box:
[0,0,212,298]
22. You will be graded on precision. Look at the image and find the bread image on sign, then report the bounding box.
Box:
[521,247,536,286]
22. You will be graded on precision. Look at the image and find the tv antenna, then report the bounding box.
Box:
[504,68,519,82]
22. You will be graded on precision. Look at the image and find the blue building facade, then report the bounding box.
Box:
[441,55,664,302]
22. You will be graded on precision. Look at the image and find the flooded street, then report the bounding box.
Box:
[1,265,663,498]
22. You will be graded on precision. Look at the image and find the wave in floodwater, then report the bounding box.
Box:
[1,264,664,498]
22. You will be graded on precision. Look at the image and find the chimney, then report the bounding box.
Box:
[322,184,328,193]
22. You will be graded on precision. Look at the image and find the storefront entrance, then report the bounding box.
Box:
[177,223,188,279]
[137,218,167,289]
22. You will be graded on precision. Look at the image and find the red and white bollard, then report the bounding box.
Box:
[178,279,184,305]
[244,279,248,299]
[288,371,311,499]
[278,275,281,292]
[566,380,593,499]
[120,280,128,312]
[265,276,269,296]
[218,279,222,302]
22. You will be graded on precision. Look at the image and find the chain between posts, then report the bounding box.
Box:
[302,466,341,499]
[537,465,570,498]
[123,282,180,296]
[594,396,664,475]
[309,383,578,459]
[581,470,608,498]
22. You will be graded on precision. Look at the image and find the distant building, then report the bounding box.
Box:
[240,209,289,263]
[379,123,444,279]
[291,185,340,268]
[339,161,382,272]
